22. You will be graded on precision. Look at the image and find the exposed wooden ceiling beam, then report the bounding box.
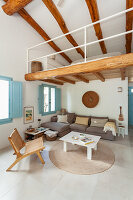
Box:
[42,0,84,58]
[25,53,133,81]
[2,0,32,15]
[42,79,64,85]
[55,77,75,84]
[72,75,89,83]
[93,72,105,82]
[2,0,72,64]
[85,0,107,54]
[121,0,133,78]
[126,0,133,53]
[120,68,126,80]
[18,8,72,64]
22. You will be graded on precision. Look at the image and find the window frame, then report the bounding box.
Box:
[0,76,13,125]
[42,84,57,116]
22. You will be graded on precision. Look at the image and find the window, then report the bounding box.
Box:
[0,76,22,125]
[0,79,9,119]
[44,86,49,112]
[0,76,12,124]
[43,86,56,114]
[39,84,61,115]
[51,88,55,112]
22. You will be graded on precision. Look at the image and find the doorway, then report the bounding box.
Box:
[128,87,133,126]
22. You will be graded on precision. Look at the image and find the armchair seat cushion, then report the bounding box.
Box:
[70,123,88,132]
[41,122,70,133]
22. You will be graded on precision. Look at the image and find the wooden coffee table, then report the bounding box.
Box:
[60,131,101,160]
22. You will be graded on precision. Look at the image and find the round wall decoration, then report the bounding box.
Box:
[82,91,99,108]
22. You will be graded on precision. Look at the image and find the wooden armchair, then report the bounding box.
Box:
[7,128,45,171]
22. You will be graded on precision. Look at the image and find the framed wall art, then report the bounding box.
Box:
[24,106,34,124]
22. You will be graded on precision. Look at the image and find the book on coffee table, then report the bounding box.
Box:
[80,137,94,145]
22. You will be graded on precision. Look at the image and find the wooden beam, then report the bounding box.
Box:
[120,68,126,80]
[122,0,133,78]
[42,79,64,85]
[42,0,84,58]
[72,75,89,83]
[25,53,133,81]
[93,72,105,82]
[126,0,133,53]
[2,0,72,64]
[55,77,75,84]
[85,0,107,54]
[18,8,72,63]
[2,0,32,15]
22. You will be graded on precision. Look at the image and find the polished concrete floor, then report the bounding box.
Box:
[0,129,133,200]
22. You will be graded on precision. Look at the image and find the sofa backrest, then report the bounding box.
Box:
[108,119,116,124]
[51,113,76,124]
[51,114,116,126]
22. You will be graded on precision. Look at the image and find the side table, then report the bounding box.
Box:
[25,128,49,141]
[118,125,125,138]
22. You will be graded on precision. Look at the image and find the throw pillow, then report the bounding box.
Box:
[75,117,89,126]
[90,118,108,127]
[57,115,68,123]
[51,116,57,122]
[67,113,75,124]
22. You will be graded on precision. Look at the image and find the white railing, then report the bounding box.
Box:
[27,7,133,74]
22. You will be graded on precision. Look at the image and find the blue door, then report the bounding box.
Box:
[128,87,133,126]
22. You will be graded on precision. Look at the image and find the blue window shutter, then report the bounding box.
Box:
[38,85,44,114]
[10,81,22,118]
[56,88,61,111]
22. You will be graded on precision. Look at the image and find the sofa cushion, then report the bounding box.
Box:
[85,131,115,141]
[57,115,68,123]
[41,122,70,133]
[86,126,106,134]
[70,123,88,132]
[67,113,75,124]
[51,116,57,122]
[90,118,108,127]
[75,116,89,126]
[75,115,91,125]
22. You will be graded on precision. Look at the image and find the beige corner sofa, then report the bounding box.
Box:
[41,113,116,141]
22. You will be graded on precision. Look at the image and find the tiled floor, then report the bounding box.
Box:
[0,130,133,200]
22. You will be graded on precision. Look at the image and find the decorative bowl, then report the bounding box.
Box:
[72,136,79,140]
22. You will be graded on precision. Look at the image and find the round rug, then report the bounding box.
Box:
[49,141,115,175]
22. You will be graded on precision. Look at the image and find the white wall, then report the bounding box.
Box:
[0,4,58,149]
[62,78,128,134]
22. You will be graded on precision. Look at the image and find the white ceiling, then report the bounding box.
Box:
[21,0,133,63]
